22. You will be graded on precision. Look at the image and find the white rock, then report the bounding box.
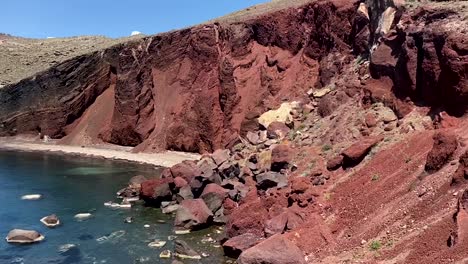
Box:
[74,213,92,220]
[21,194,42,200]
[148,240,167,248]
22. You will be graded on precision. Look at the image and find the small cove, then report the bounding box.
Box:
[0,150,227,263]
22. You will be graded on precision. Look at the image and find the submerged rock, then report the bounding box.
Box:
[21,194,42,200]
[148,239,167,248]
[6,229,45,244]
[174,240,201,260]
[160,250,171,259]
[74,213,92,221]
[40,214,60,227]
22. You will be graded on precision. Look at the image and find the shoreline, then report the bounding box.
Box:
[0,138,200,167]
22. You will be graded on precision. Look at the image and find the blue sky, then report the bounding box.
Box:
[1,0,269,38]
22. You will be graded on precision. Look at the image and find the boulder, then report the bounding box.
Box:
[290,177,310,194]
[226,199,268,238]
[211,149,231,166]
[238,235,306,264]
[174,240,201,260]
[170,160,202,183]
[342,136,384,168]
[326,155,344,171]
[222,233,264,259]
[258,102,294,129]
[219,161,240,179]
[173,177,188,189]
[197,157,218,179]
[425,132,458,173]
[140,178,174,205]
[264,212,288,236]
[267,122,291,140]
[176,185,194,202]
[452,151,468,185]
[201,183,228,213]
[6,229,45,244]
[129,175,147,187]
[271,144,292,172]
[364,113,377,128]
[256,172,288,190]
[174,199,213,230]
[40,214,60,227]
[246,131,260,145]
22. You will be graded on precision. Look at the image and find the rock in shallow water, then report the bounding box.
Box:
[40,214,60,227]
[74,213,92,221]
[174,240,201,260]
[21,194,42,200]
[6,229,45,244]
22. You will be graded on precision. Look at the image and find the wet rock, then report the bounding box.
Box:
[6,229,45,244]
[21,194,42,200]
[74,213,92,221]
[222,233,264,259]
[342,136,384,168]
[425,132,458,173]
[160,250,171,259]
[256,172,288,190]
[124,217,133,223]
[129,175,147,187]
[174,240,201,260]
[213,207,228,224]
[174,199,213,230]
[211,149,231,166]
[326,155,344,171]
[267,122,290,140]
[162,203,180,214]
[271,144,292,172]
[140,178,174,205]
[40,214,60,227]
[238,235,306,264]
[148,239,167,248]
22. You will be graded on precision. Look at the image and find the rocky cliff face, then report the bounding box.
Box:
[0,0,466,154]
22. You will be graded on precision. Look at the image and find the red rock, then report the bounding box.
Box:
[271,144,292,172]
[140,178,174,204]
[160,168,172,178]
[174,199,213,230]
[173,177,188,189]
[267,122,291,140]
[238,235,306,264]
[223,198,238,215]
[452,151,468,185]
[425,131,458,173]
[264,212,288,237]
[290,177,310,194]
[222,233,264,259]
[201,183,228,197]
[434,112,460,129]
[342,136,384,168]
[170,160,202,183]
[364,113,377,127]
[226,199,268,238]
[211,149,231,166]
[326,155,344,171]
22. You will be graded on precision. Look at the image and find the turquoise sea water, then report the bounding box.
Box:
[0,151,226,264]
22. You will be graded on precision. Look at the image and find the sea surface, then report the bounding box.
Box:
[0,150,226,264]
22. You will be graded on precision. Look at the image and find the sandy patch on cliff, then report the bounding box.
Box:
[0,137,199,167]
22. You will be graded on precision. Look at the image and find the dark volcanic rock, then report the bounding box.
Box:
[425,131,458,173]
[256,172,288,190]
[237,235,306,264]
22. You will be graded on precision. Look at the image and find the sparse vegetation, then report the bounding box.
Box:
[371,174,380,181]
[322,144,332,152]
[324,193,332,200]
[369,240,382,251]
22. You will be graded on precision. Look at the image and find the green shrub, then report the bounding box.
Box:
[370,240,382,251]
